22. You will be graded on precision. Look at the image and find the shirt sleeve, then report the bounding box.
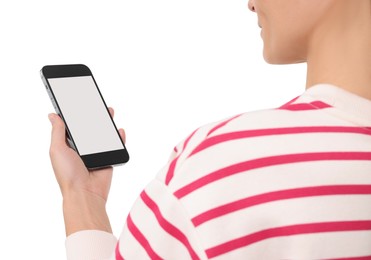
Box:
[115,128,211,259]
[65,230,117,260]
[115,179,206,260]
[65,128,209,260]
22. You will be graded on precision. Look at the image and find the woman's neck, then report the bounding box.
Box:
[306,0,371,101]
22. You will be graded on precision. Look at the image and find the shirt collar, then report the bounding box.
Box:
[304,84,371,126]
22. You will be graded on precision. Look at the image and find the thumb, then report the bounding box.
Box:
[48,113,67,148]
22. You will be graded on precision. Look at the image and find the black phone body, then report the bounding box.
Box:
[41,64,129,169]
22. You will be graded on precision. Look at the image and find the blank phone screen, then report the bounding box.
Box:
[48,76,124,156]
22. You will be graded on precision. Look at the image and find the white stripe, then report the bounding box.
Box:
[168,131,371,192]
[180,160,371,217]
[213,230,371,260]
[119,225,151,259]
[146,179,208,259]
[196,195,371,248]
[211,109,359,136]
[129,189,191,259]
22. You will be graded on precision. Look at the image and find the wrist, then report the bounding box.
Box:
[62,190,112,237]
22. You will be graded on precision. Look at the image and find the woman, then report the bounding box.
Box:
[48,0,371,259]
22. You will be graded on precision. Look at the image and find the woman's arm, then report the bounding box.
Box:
[48,108,125,236]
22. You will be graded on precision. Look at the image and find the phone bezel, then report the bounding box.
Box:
[41,64,129,169]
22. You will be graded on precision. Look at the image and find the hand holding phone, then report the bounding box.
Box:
[48,111,125,235]
[48,109,125,197]
[42,64,129,235]
[41,64,129,169]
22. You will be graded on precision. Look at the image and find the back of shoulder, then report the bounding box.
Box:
[160,87,371,189]
[168,96,348,164]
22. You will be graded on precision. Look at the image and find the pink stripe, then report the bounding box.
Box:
[141,191,200,260]
[192,185,371,226]
[206,221,371,258]
[207,114,242,137]
[279,96,300,109]
[189,126,371,157]
[311,101,333,109]
[327,256,371,260]
[165,129,198,185]
[115,242,124,260]
[175,152,371,199]
[183,128,199,151]
[280,101,332,111]
[127,214,162,260]
[165,156,179,185]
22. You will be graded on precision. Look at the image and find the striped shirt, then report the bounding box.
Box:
[66,84,371,259]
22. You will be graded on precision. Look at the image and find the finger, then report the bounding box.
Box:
[118,128,126,144]
[108,107,114,118]
[48,113,67,148]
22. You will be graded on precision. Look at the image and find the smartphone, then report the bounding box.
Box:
[41,64,129,169]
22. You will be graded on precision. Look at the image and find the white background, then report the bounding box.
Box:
[0,0,305,259]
